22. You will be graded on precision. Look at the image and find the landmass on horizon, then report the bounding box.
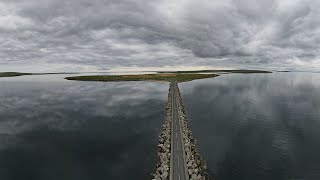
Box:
[0,72,78,77]
[0,70,272,82]
[64,69,271,82]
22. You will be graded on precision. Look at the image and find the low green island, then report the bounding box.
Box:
[65,73,219,82]
[65,69,272,83]
[1,69,272,82]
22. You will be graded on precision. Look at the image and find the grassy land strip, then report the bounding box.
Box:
[65,73,219,82]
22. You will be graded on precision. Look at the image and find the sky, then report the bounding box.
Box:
[0,0,320,72]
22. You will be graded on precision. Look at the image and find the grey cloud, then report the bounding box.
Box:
[0,0,320,71]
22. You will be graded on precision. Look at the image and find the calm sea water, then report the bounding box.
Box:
[1,73,320,180]
[0,75,168,180]
[179,72,320,180]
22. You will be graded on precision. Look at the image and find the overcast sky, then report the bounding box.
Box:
[0,0,320,72]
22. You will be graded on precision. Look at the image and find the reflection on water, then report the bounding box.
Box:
[180,72,320,180]
[0,75,168,180]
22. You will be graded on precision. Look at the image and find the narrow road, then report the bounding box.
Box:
[170,82,188,180]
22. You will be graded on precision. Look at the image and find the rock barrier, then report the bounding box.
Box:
[153,83,209,180]
[153,87,172,180]
[175,85,209,180]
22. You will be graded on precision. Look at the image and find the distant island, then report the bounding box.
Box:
[65,69,272,83]
[0,72,77,78]
[0,72,32,77]
[65,73,219,82]
[1,69,272,82]
[158,69,272,74]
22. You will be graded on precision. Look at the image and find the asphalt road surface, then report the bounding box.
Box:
[170,82,188,180]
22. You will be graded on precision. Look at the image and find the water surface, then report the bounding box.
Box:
[0,75,168,180]
[180,72,320,180]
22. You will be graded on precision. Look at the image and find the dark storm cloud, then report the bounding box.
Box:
[0,0,319,71]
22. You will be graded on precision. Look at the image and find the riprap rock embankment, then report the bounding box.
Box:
[153,82,208,180]
[153,88,172,180]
